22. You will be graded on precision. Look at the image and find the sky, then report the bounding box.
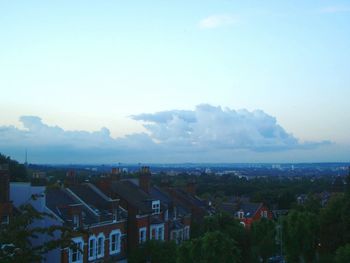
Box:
[0,0,349,164]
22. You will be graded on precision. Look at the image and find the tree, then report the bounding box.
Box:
[251,218,276,263]
[177,231,241,263]
[0,153,27,182]
[129,240,177,263]
[0,203,76,263]
[335,244,350,263]
[283,210,319,263]
[202,212,250,261]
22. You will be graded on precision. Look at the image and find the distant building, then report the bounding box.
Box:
[219,197,273,228]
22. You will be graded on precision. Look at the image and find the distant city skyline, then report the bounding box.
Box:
[0,1,349,163]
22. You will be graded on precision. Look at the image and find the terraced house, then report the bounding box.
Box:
[10,171,128,263]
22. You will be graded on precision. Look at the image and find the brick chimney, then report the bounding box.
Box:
[31,171,48,186]
[186,180,196,195]
[111,167,121,181]
[0,164,10,203]
[140,166,151,193]
[65,170,77,185]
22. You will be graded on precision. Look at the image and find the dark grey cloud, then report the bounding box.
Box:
[0,105,331,163]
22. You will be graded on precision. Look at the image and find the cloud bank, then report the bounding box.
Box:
[0,105,331,163]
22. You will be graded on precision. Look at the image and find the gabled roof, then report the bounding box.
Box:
[67,184,117,222]
[171,188,207,208]
[220,199,264,219]
[46,188,97,225]
[110,180,154,214]
[239,202,263,218]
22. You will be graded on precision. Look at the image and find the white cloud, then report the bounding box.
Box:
[198,14,238,29]
[132,104,330,151]
[0,105,331,163]
[319,6,350,14]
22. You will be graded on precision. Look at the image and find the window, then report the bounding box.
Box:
[88,236,96,261]
[150,224,164,241]
[70,237,84,263]
[112,210,118,222]
[164,209,169,221]
[73,214,80,228]
[1,215,9,225]
[171,231,177,242]
[96,233,105,259]
[158,227,164,241]
[184,226,190,240]
[109,230,121,255]
[264,211,268,218]
[139,227,147,244]
[178,230,183,243]
[238,211,244,219]
[152,200,160,215]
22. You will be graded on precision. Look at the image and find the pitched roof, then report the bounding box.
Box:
[220,200,263,218]
[110,180,154,214]
[46,188,97,225]
[67,184,116,222]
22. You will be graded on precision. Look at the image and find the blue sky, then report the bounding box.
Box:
[0,1,349,163]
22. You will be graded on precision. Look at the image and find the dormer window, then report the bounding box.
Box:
[152,200,160,215]
[1,215,9,225]
[112,209,118,222]
[73,214,80,228]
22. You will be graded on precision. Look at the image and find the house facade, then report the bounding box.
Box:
[220,198,273,228]
[10,172,128,263]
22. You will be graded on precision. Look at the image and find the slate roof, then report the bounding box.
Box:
[110,180,154,214]
[239,202,263,218]
[46,188,97,225]
[220,200,263,218]
[68,184,115,222]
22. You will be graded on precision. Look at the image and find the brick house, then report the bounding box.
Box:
[0,164,12,227]
[220,197,273,228]
[149,185,191,244]
[163,182,209,224]
[10,173,128,263]
[95,167,169,252]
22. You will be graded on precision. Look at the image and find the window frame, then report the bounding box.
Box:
[152,200,160,215]
[1,215,9,225]
[184,226,190,240]
[96,233,105,259]
[73,214,80,229]
[150,224,165,241]
[69,237,84,263]
[88,235,96,261]
[109,229,121,255]
[139,227,147,244]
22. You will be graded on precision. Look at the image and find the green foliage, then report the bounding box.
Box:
[251,218,277,263]
[202,212,249,262]
[0,153,27,182]
[319,194,350,256]
[335,244,350,263]
[129,240,177,263]
[0,204,76,263]
[177,231,241,263]
[283,210,319,262]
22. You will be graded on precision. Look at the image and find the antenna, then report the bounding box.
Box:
[25,148,28,167]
